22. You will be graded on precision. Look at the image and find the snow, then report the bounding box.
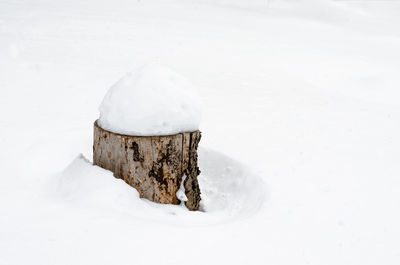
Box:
[98,63,202,136]
[1,0,400,265]
[52,149,264,225]
[176,174,188,204]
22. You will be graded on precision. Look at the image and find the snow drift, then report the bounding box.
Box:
[54,148,266,225]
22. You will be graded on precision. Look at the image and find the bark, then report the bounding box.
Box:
[93,120,201,210]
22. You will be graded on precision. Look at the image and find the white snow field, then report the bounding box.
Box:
[1,0,400,264]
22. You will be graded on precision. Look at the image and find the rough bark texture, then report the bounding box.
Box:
[93,120,201,210]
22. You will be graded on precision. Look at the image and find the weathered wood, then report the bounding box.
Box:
[93,120,201,210]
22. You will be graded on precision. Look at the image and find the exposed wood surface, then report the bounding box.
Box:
[93,120,201,210]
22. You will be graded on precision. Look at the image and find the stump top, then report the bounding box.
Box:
[94,120,200,138]
[97,63,201,136]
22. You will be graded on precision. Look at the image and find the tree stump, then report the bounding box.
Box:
[93,120,201,210]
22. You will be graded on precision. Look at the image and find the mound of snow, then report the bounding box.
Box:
[98,63,202,136]
[53,148,265,225]
[197,148,265,219]
[55,154,141,207]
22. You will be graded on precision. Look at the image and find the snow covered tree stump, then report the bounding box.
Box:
[93,120,202,210]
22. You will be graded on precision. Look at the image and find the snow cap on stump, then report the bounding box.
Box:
[98,63,202,136]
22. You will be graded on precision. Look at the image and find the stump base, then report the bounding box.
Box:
[93,121,201,210]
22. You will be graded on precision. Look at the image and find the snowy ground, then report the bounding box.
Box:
[1,0,400,264]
